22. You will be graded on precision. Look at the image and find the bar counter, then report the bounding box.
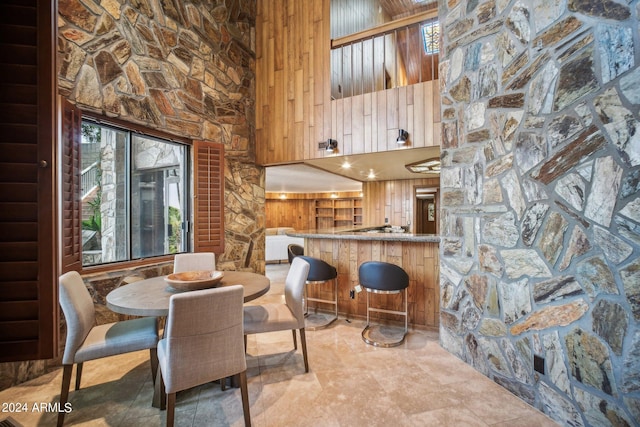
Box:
[288,227,440,329]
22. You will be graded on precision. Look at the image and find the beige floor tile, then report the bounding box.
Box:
[0,264,559,427]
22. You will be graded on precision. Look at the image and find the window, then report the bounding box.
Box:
[421,21,439,54]
[80,120,189,266]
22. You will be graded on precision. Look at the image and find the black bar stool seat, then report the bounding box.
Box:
[358,261,409,347]
[299,256,338,330]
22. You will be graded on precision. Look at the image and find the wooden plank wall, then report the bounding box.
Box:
[265,199,315,230]
[363,177,440,229]
[331,82,440,157]
[265,191,362,230]
[256,1,441,165]
[306,238,439,328]
[256,0,332,165]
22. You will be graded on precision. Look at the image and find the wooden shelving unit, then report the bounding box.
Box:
[314,198,363,229]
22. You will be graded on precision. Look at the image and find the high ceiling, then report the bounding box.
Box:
[379,0,437,19]
[265,0,440,194]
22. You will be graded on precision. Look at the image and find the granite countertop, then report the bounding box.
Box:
[287,226,440,243]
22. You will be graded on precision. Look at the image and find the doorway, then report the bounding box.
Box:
[414,187,438,234]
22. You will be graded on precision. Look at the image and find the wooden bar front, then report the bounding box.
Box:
[303,236,439,329]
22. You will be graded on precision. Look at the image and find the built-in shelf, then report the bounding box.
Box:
[315,198,363,229]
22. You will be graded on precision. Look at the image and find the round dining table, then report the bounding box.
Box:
[106,270,270,317]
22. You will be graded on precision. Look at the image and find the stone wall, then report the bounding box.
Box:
[439,0,639,425]
[58,0,263,273]
[0,0,261,392]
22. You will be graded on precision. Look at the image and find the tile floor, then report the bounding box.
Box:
[0,264,558,426]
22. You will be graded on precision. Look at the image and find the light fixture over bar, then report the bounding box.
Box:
[405,157,441,174]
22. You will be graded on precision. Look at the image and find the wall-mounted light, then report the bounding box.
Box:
[279,193,287,199]
[396,129,409,145]
[326,139,338,152]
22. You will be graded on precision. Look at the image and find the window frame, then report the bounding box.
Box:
[61,109,225,274]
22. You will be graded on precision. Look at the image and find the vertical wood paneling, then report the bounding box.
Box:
[363,177,440,229]
[256,0,331,165]
[257,2,441,167]
[305,238,439,328]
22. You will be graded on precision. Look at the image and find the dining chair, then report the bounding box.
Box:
[157,285,251,427]
[173,252,216,273]
[57,271,159,427]
[243,257,311,372]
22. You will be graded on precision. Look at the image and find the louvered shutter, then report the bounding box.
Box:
[193,141,225,253]
[0,0,57,361]
[60,98,82,273]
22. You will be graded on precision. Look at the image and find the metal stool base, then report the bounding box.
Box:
[361,324,407,347]
[304,311,338,330]
[304,278,338,330]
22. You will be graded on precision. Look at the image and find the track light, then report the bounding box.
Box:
[326,139,338,152]
[396,129,409,144]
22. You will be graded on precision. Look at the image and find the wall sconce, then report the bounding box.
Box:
[396,129,409,145]
[326,139,338,152]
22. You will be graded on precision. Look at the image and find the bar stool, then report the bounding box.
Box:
[358,261,409,347]
[299,256,338,330]
[287,244,304,264]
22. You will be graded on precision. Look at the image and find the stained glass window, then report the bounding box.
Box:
[422,21,440,54]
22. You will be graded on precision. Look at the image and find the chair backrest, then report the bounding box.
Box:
[162,285,245,394]
[59,271,96,365]
[299,256,337,281]
[284,257,311,327]
[173,252,216,273]
[358,261,409,291]
[287,244,304,264]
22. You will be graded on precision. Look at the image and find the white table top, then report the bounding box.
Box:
[106,271,270,317]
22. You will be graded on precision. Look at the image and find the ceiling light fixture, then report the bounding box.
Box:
[405,157,441,174]
[396,129,409,145]
[326,139,338,153]
[367,169,376,179]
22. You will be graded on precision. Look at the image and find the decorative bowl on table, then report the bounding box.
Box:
[164,270,224,291]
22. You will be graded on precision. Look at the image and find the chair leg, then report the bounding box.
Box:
[150,348,159,386]
[166,392,176,427]
[57,364,73,427]
[159,370,167,411]
[292,330,297,350]
[239,370,251,427]
[299,328,309,373]
[74,362,83,390]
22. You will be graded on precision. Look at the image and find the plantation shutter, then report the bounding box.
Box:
[0,0,57,361]
[193,141,225,253]
[60,98,82,273]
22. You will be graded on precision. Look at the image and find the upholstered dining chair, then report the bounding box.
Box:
[157,285,251,427]
[243,257,311,372]
[57,271,159,427]
[173,252,216,273]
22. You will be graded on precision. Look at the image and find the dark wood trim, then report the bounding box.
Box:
[81,111,193,146]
